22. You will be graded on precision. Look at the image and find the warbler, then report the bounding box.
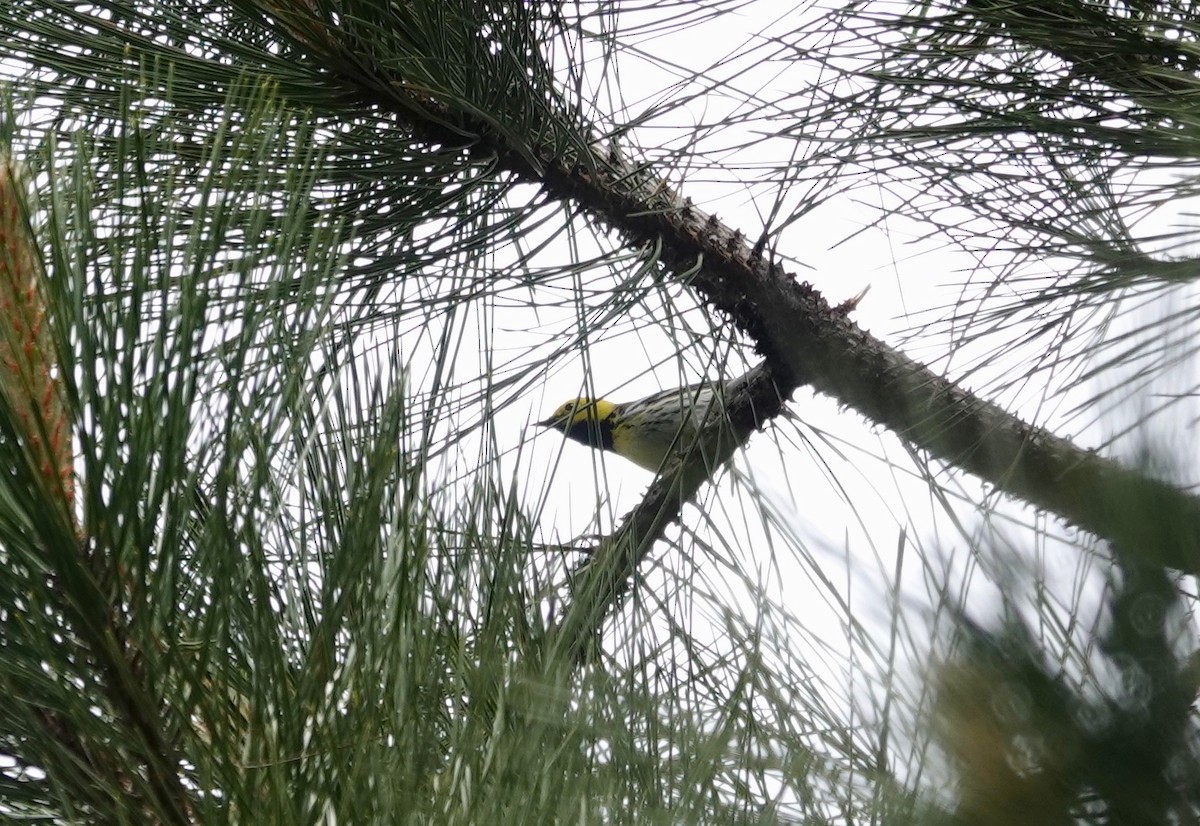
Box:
[537,377,751,472]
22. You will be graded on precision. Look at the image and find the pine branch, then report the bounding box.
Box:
[260,6,1200,580]
[0,156,196,821]
[153,1,1200,652]
[0,157,74,526]
[961,0,1200,105]
[547,362,790,665]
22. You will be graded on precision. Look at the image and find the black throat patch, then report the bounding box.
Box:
[564,413,615,452]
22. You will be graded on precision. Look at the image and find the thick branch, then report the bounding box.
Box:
[537,146,1200,575]
[283,11,1200,574]
[273,6,1200,625]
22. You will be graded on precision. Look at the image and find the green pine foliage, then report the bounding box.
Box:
[0,1,1198,823]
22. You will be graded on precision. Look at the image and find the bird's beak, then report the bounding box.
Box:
[535,415,561,428]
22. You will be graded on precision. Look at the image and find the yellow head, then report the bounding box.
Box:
[537,397,619,452]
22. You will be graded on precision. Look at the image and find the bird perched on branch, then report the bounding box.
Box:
[537,365,786,472]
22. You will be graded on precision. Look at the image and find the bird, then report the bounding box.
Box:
[537,373,764,472]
